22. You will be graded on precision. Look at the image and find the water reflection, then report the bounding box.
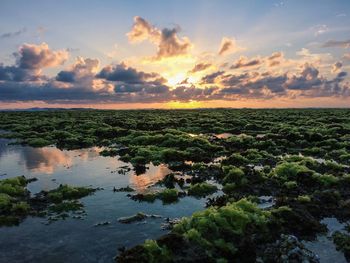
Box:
[0,140,172,192]
[74,147,102,161]
[5,145,104,174]
[0,140,205,263]
[19,147,73,174]
[129,163,171,192]
[0,138,11,160]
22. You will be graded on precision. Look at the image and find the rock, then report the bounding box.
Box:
[263,234,320,263]
[94,221,111,227]
[161,217,181,230]
[117,212,161,224]
[113,186,134,192]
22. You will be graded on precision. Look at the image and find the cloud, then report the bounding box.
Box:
[115,84,169,94]
[127,16,192,60]
[0,43,69,82]
[322,39,350,48]
[0,42,349,104]
[188,63,212,74]
[268,52,283,60]
[56,57,99,83]
[0,63,348,103]
[14,43,69,70]
[0,65,36,82]
[268,60,281,67]
[296,48,333,64]
[218,37,245,56]
[96,63,165,84]
[285,64,321,90]
[56,71,75,83]
[171,86,219,101]
[332,61,342,73]
[199,61,349,100]
[200,71,225,84]
[0,28,26,39]
[230,56,263,69]
[127,16,157,43]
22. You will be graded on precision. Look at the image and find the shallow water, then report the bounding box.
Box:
[0,139,206,263]
[303,217,348,263]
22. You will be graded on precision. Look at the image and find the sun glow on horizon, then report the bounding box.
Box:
[165,100,204,109]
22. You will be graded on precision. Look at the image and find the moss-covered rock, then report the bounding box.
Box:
[187,182,217,197]
[332,231,350,261]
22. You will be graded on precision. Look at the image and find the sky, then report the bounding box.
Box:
[0,0,350,109]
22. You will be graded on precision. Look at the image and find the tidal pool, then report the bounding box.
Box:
[0,139,206,263]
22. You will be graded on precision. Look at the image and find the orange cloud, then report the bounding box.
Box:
[15,42,68,69]
[127,16,192,60]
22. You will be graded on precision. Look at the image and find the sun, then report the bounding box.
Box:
[167,73,186,87]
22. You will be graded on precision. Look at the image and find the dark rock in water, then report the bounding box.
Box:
[161,217,181,230]
[263,234,320,263]
[26,177,38,183]
[118,212,147,224]
[113,186,134,192]
[129,193,157,202]
[94,221,111,227]
[117,212,161,224]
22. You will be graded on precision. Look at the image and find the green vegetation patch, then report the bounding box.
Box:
[187,182,218,197]
[0,176,96,226]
